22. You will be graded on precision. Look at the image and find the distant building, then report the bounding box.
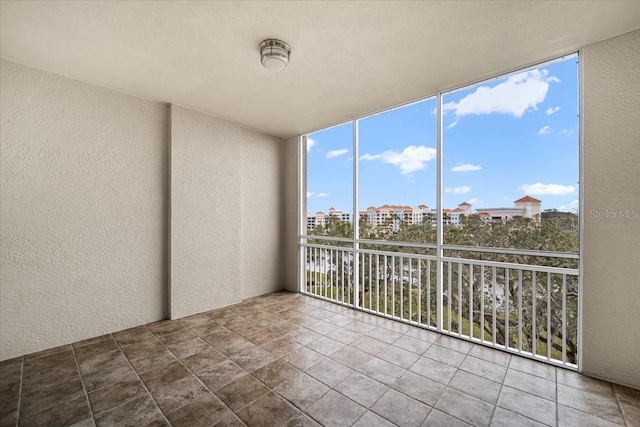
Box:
[477,196,542,222]
[307,210,327,231]
[309,204,432,233]
[327,207,351,223]
[306,196,542,232]
[360,204,432,232]
[514,195,542,220]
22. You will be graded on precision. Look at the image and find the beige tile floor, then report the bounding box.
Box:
[1,291,638,427]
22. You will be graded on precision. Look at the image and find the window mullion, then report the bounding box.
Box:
[353,119,359,308]
[436,93,443,332]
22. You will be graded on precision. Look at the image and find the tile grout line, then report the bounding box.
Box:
[191,304,356,425]
[153,326,251,426]
[488,349,512,426]
[208,298,520,426]
[16,355,24,427]
[24,294,599,427]
[556,365,560,426]
[258,311,342,426]
[555,373,629,425]
[70,344,97,426]
[345,318,481,426]
[204,312,337,425]
[112,331,173,427]
[170,313,303,423]
[499,362,625,427]
[301,313,429,426]
[18,294,609,427]
[610,382,630,427]
[431,346,487,427]
[498,361,563,427]
[198,307,343,425]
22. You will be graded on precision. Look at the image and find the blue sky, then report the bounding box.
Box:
[306,56,579,215]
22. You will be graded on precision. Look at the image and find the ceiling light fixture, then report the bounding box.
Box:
[260,39,291,71]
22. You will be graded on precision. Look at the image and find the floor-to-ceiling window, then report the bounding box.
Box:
[299,54,580,369]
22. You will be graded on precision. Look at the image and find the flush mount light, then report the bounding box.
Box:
[260,39,291,71]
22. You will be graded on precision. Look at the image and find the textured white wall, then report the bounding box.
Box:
[240,128,283,299]
[582,29,640,389]
[169,106,284,318]
[1,62,286,360]
[0,59,167,360]
[282,136,300,293]
[169,105,242,318]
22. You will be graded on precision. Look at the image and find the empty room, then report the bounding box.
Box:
[1,1,639,426]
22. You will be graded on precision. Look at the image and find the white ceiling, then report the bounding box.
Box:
[2,1,640,139]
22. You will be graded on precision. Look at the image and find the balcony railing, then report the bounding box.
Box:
[300,236,579,369]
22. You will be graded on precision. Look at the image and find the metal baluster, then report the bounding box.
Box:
[505,268,510,349]
[547,272,551,361]
[518,269,523,352]
[400,256,404,319]
[448,262,452,332]
[376,254,380,313]
[532,271,537,357]
[409,258,413,322]
[427,260,431,328]
[369,253,372,310]
[418,260,422,325]
[458,262,462,336]
[492,266,497,346]
[481,265,485,343]
[469,264,473,338]
[562,274,567,364]
[392,256,396,317]
[384,255,388,316]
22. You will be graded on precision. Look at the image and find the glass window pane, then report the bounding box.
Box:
[305,122,354,238]
[357,98,437,244]
[442,57,579,253]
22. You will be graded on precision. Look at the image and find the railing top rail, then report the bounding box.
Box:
[357,239,437,250]
[441,256,579,275]
[442,244,579,259]
[300,242,577,274]
[301,243,438,262]
[301,242,355,252]
[358,247,437,261]
[299,235,579,259]
[299,235,352,243]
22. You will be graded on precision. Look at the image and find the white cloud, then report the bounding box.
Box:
[558,129,574,136]
[520,183,576,195]
[445,186,471,194]
[468,197,478,204]
[559,199,579,212]
[545,106,560,115]
[306,138,316,152]
[570,199,579,210]
[451,162,482,172]
[307,191,314,198]
[317,192,330,197]
[360,145,436,175]
[326,149,349,159]
[537,126,551,135]
[443,69,558,126]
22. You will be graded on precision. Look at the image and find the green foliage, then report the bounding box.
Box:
[305,212,580,364]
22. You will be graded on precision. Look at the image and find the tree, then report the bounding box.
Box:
[304,212,580,364]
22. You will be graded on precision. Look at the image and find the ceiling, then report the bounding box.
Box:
[2,1,640,139]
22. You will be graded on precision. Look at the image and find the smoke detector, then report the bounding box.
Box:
[260,39,291,71]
